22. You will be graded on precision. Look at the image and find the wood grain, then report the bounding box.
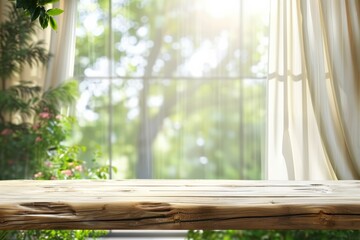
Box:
[1,180,360,230]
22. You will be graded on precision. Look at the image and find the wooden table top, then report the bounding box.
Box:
[1,180,360,230]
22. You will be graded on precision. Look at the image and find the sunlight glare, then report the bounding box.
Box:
[201,0,269,19]
[202,0,240,18]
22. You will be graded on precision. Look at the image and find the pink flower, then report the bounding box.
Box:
[34,172,43,178]
[74,165,83,172]
[39,112,51,119]
[55,115,62,120]
[61,169,73,177]
[1,128,12,136]
[45,161,52,168]
[35,136,42,142]
[32,124,40,130]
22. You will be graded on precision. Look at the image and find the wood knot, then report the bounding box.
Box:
[174,212,181,224]
[319,210,334,226]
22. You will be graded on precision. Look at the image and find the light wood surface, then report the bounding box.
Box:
[1,180,360,230]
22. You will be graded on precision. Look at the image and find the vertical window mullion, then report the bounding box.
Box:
[108,0,114,179]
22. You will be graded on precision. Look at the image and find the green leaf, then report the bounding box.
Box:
[39,14,49,29]
[49,16,57,30]
[0,230,9,240]
[47,8,64,16]
[31,7,42,22]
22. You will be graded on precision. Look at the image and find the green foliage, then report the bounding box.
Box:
[0,4,49,90]
[0,113,111,238]
[0,82,78,179]
[0,4,78,179]
[2,138,111,239]
[0,81,78,122]
[2,229,107,240]
[41,80,79,111]
[33,144,116,180]
[13,0,63,30]
[0,231,8,240]
[187,230,360,240]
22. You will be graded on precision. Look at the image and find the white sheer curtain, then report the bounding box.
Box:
[267,0,360,180]
[44,1,77,90]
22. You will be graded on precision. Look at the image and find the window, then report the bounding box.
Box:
[73,0,270,179]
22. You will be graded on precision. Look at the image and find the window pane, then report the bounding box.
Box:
[74,0,269,180]
[73,79,110,165]
[74,0,110,77]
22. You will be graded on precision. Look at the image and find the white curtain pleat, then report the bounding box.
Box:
[267,0,360,180]
[44,1,78,90]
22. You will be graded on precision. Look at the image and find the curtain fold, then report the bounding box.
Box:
[44,1,78,90]
[267,0,360,180]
